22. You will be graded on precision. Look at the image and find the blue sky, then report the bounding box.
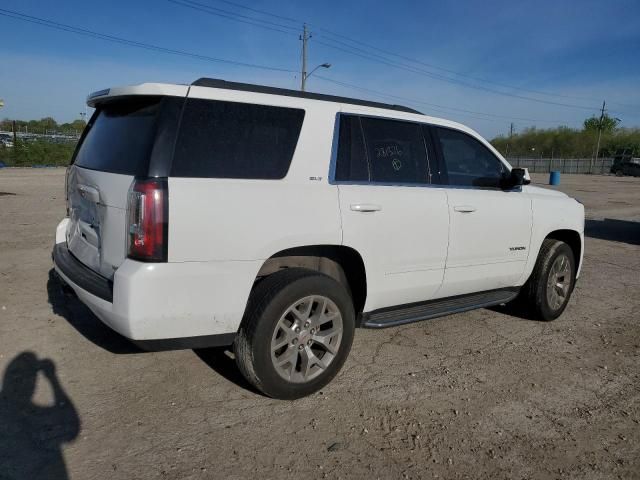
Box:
[0,0,639,138]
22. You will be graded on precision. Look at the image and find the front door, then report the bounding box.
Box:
[430,126,532,298]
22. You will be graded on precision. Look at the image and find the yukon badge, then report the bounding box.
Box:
[509,246,526,251]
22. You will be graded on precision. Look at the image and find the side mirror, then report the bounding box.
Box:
[503,168,531,189]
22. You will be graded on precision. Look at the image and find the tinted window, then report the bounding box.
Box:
[360,117,429,184]
[335,115,369,181]
[74,98,161,175]
[435,127,506,187]
[172,99,305,179]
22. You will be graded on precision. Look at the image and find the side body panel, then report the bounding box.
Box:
[519,187,585,283]
[437,188,532,298]
[165,91,343,334]
[338,184,450,312]
[55,236,262,339]
[168,89,342,262]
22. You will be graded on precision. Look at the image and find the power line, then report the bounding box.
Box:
[312,75,513,124]
[197,0,300,25]
[169,0,611,112]
[168,0,300,36]
[314,75,574,125]
[314,27,638,110]
[313,37,615,113]
[165,0,572,122]
[0,7,296,73]
[192,0,638,112]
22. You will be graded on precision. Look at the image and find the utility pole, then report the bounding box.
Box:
[505,122,514,158]
[300,23,310,91]
[591,100,606,174]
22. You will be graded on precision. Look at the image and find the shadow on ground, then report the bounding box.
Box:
[194,348,263,396]
[47,269,259,394]
[0,352,80,480]
[488,298,544,321]
[585,218,640,245]
[46,269,142,354]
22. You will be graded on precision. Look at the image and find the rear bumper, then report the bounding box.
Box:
[53,219,259,349]
[53,243,113,302]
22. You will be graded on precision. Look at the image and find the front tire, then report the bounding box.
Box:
[521,239,576,321]
[234,268,355,400]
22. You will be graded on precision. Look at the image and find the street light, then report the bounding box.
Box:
[302,63,331,91]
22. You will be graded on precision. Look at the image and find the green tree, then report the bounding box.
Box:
[583,114,619,133]
[1,117,86,135]
[491,124,640,158]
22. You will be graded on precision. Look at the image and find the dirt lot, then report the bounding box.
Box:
[0,169,639,480]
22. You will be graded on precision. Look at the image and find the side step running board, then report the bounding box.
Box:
[361,288,519,329]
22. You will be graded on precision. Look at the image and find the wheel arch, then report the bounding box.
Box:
[255,245,367,315]
[521,227,584,286]
[545,229,583,275]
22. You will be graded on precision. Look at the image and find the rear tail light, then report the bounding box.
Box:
[126,178,168,262]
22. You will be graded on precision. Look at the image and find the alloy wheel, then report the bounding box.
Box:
[270,295,343,383]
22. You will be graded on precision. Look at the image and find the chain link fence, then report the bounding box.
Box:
[506,157,614,174]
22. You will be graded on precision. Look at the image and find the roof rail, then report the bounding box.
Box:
[191,78,422,115]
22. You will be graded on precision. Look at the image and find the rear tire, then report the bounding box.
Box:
[234,268,355,400]
[520,239,576,321]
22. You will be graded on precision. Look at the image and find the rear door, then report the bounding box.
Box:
[334,114,450,312]
[430,126,532,298]
[66,96,181,279]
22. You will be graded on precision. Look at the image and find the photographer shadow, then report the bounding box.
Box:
[0,352,80,480]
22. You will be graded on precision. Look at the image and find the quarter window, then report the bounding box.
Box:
[171,99,305,179]
[435,127,507,187]
[335,115,369,182]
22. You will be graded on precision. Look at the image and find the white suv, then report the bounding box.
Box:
[53,79,584,399]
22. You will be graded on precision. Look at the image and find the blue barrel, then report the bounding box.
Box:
[549,171,561,185]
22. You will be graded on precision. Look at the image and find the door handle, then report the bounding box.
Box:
[453,205,476,213]
[350,204,382,212]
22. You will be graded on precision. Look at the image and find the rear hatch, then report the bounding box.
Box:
[66,96,181,280]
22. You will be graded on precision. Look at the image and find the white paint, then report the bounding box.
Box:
[437,188,532,297]
[338,184,449,311]
[52,81,585,344]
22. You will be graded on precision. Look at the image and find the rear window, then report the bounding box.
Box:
[360,117,429,184]
[171,98,305,179]
[74,97,162,176]
[334,114,430,184]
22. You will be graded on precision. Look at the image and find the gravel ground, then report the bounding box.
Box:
[0,168,638,480]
